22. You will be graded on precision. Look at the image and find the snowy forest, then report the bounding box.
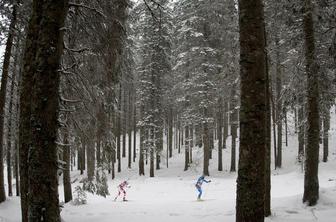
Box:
[0,0,336,221]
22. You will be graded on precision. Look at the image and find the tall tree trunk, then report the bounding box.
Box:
[15,62,20,197]
[122,89,126,158]
[175,116,178,150]
[111,143,115,179]
[236,0,267,221]
[80,141,86,175]
[168,108,173,158]
[209,125,214,159]
[275,38,282,168]
[86,140,95,181]
[96,139,101,167]
[322,111,330,162]
[217,98,223,171]
[189,127,193,163]
[6,51,18,197]
[77,143,81,171]
[139,125,145,175]
[19,1,37,218]
[7,44,19,198]
[63,131,72,203]
[284,107,288,147]
[203,108,210,176]
[223,101,228,149]
[22,1,69,221]
[0,1,17,203]
[264,27,271,217]
[155,128,162,170]
[7,141,13,197]
[270,84,277,169]
[298,102,305,161]
[302,0,320,207]
[175,117,178,151]
[15,143,19,196]
[184,125,189,171]
[294,107,298,133]
[230,98,238,173]
[117,86,122,172]
[178,123,181,153]
[195,124,202,147]
[128,90,132,168]
[149,128,155,177]
[133,104,137,162]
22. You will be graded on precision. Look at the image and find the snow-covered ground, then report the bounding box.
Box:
[1,108,336,222]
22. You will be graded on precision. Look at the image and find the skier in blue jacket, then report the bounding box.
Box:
[195,175,211,200]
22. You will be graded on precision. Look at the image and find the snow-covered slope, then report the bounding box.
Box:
[1,108,336,222]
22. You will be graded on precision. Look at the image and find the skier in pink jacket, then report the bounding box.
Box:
[114,180,130,201]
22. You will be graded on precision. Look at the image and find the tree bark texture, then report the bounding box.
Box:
[236,0,267,221]
[21,1,69,221]
[302,0,320,207]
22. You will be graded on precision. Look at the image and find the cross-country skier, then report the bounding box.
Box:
[195,175,211,200]
[114,180,130,201]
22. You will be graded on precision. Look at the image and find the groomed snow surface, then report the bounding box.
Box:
[1,109,336,222]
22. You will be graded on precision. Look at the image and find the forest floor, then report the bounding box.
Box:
[1,109,336,222]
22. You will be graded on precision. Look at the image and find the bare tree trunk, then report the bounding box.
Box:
[86,139,95,181]
[284,107,288,147]
[223,101,228,149]
[295,107,298,133]
[270,84,277,169]
[14,64,20,197]
[117,86,122,172]
[77,142,81,171]
[298,102,305,161]
[155,129,162,170]
[230,98,238,173]
[275,38,282,168]
[189,127,193,163]
[23,1,69,220]
[203,108,210,176]
[6,141,13,197]
[184,125,189,171]
[63,131,72,203]
[178,122,181,153]
[236,0,267,220]
[122,89,126,158]
[6,53,18,197]
[302,0,320,206]
[264,27,271,217]
[111,144,115,179]
[128,90,132,168]
[19,1,37,218]
[80,141,86,175]
[6,45,19,198]
[96,139,101,167]
[217,98,223,171]
[133,104,137,162]
[149,128,155,177]
[322,111,330,162]
[209,125,214,159]
[15,143,19,196]
[168,108,173,158]
[175,116,178,150]
[0,1,17,203]
[139,125,145,175]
